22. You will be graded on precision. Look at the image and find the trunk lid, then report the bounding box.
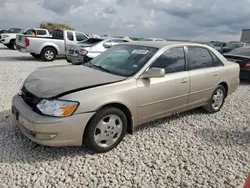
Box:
[223,54,249,68]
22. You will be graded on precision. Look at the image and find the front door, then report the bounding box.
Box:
[136,47,190,124]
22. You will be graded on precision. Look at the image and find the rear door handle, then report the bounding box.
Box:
[214,72,218,76]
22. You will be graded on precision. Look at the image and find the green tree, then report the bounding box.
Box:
[40,22,74,33]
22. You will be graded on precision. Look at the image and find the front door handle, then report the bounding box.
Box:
[181,79,188,84]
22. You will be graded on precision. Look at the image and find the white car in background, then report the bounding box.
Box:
[0,28,22,49]
[66,37,129,65]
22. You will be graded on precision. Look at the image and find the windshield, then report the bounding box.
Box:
[79,38,103,44]
[86,44,158,77]
[7,28,22,33]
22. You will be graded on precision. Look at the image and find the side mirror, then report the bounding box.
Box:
[141,67,165,79]
[103,41,112,48]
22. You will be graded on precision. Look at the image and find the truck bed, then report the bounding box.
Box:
[16,35,65,55]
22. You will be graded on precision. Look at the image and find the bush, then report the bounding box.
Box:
[40,22,74,33]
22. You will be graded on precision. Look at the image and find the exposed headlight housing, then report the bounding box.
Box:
[79,49,88,55]
[37,99,79,117]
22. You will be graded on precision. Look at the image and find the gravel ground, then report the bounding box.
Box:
[0,44,249,188]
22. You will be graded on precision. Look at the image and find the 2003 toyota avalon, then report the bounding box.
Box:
[12,41,240,153]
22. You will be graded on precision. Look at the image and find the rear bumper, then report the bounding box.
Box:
[240,68,250,80]
[16,45,29,53]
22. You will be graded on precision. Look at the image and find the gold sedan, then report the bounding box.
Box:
[12,41,240,153]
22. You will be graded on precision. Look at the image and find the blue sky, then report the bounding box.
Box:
[0,0,248,41]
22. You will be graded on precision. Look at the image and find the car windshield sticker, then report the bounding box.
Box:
[133,64,138,68]
[131,50,149,54]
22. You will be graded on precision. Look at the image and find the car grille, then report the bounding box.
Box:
[20,87,41,110]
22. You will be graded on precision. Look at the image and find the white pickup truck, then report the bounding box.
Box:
[0,28,22,49]
[16,29,89,61]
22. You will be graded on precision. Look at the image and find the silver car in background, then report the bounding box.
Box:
[140,38,166,41]
[66,37,129,65]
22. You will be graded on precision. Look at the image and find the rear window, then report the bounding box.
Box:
[229,47,250,56]
[52,29,64,39]
[37,30,47,35]
[79,38,103,44]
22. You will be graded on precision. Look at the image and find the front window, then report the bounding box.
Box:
[76,32,88,42]
[86,44,158,77]
[67,32,74,41]
[150,47,186,73]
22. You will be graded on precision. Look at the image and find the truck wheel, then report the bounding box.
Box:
[9,39,16,50]
[41,47,56,61]
[66,58,72,63]
[30,53,41,59]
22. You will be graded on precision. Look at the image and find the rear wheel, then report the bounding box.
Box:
[83,107,127,153]
[41,47,56,61]
[30,53,41,59]
[203,85,226,113]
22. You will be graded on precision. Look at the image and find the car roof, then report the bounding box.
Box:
[125,41,202,49]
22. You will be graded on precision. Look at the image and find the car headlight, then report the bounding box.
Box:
[2,35,9,38]
[79,49,88,55]
[37,99,79,117]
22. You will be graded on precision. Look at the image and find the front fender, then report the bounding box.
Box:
[59,79,138,124]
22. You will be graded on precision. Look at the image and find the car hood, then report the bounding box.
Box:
[24,65,126,98]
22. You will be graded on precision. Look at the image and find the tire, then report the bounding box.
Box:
[41,47,56,61]
[203,85,226,113]
[83,107,127,153]
[9,39,16,50]
[30,53,41,59]
[66,58,72,63]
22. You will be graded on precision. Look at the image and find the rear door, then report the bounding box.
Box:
[186,46,220,109]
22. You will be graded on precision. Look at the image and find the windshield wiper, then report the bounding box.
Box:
[93,65,111,73]
[84,61,111,73]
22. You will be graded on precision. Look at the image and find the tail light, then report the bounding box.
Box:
[25,38,29,47]
[243,61,250,69]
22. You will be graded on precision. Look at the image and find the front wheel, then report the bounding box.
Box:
[83,107,127,153]
[9,39,16,50]
[203,85,226,113]
[41,47,56,61]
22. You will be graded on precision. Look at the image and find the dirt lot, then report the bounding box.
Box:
[0,44,249,188]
